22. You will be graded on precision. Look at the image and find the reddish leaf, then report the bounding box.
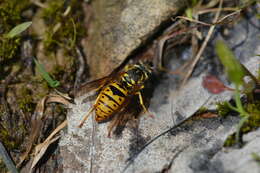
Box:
[202,75,234,94]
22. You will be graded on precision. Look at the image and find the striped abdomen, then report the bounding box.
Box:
[94,82,128,122]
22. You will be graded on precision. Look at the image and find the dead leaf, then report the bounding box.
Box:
[30,136,60,173]
[17,95,70,167]
[30,120,67,172]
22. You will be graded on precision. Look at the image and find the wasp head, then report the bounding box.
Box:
[123,62,152,87]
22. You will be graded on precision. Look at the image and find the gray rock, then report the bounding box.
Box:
[60,54,259,173]
[84,0,188,78]
[210,129,260,173]
[60,6,260,173]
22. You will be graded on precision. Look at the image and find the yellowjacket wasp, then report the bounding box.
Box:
[76,61,153,137]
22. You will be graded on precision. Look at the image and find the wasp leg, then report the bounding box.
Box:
[137,91,154,118]
[107,116,121,138]
[78,106,95,128]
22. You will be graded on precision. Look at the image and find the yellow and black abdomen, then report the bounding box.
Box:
[94,82,128,122]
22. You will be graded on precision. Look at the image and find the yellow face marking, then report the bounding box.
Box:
[126,81,132,87]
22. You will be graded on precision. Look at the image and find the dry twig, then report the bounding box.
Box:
[181,0,223,87]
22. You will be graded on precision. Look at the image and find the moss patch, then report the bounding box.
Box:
[224,101,260,147]
[17,88,36,113]
[42,0,85,54]
[0,0,30,62]
[216,101,233,117]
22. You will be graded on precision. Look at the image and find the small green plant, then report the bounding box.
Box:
[0,21,32,61]
[34,59,60,88]
[215,40,259,146]
[216,101,233,117]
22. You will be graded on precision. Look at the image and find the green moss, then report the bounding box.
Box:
[223,133,236,147]
[0,38,20,62]
[224,101,260,147]
[216,101,232,117]
[241,101,260,133]
[42,0,85,53]
[41,1,64,24]
[0,0,30,31]
[18,88,35,113]
[0,0,30,62]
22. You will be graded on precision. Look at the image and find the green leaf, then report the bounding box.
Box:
[185,8,193,19]
[34,59,60,88]
[6,21,32,38]
[215,40,245,86]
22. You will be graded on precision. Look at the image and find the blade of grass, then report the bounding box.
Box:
[235,115,249,146]
[34,59,60,88]
[215,40,250,146]
[215,40,245,86]
[5,21,32,38]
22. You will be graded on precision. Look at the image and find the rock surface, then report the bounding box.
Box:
[60,7,260,173]
[60,56,260,173]
[84,0,188,78]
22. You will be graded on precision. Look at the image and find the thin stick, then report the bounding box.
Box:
[197,7,238,15]
[176,16,213,26]
[215,10,241,25]
[181,0,223,87]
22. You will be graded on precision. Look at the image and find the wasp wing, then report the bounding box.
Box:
[74,65,126,97]
[74,76,111,97]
